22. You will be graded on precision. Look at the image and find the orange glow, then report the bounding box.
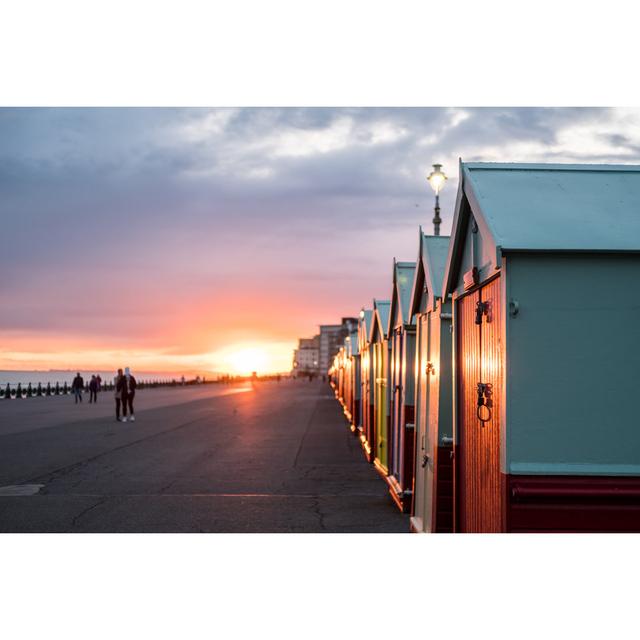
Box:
[222,347,268,376]
[208,342,293,376]
[0,332,295,377]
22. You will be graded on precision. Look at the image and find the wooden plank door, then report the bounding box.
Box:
[376,341,389,471]
[367,345,375,449]
[412,314,427,527]
[420,313,435,531]
[373,342,381,463]
[392,330,403,479]
[401,330,416,492]
[457,278,503,532]
[374,342,386,470]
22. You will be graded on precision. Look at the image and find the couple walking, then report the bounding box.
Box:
[115,367,137,422]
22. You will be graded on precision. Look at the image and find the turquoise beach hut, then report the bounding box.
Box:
[443,161,640,532]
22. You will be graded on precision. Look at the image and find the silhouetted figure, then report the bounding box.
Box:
[118,366,137,422]
[114,369,123,421]
[89,375,98,403]
[96,374,102,391]
[71,372,84,404]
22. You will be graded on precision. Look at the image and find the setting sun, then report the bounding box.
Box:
[226,347,267,375]
[208,342,294,376]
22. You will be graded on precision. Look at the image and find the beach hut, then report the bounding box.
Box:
[338,344,347,406]
[328,350,340,393]
[370,299,391,475]
[346,331,361,432]
[409,229,453,533]
[386,259,417,512]
[358,309,375,461]
[443,161,640,532]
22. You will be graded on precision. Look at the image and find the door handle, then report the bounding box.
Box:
[475,301,489,325]
[477,382,493,425]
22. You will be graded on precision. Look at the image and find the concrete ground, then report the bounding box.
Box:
[0,380,409,533]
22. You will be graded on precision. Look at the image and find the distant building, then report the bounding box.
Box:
[292,335,320,375]
[318,317,358,374]
[292,318,358,377]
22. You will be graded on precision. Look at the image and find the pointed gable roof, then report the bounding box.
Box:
[348,331,359,356]
[409,226,451,316]
[359,308,373,349]
[443,161,640,297]
[388,258,416,333]
[362,309,373,338]
[369,298,391,343]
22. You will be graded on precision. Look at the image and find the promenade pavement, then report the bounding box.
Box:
[0,380,409,533]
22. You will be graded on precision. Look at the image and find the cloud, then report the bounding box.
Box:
[2,107,640,370]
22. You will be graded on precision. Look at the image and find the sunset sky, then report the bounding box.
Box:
[3,107,640,374]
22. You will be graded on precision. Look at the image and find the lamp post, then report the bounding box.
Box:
[427,163,447,236]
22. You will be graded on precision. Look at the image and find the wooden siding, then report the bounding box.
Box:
[457,277,504,533]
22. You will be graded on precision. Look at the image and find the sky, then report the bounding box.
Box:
[3,107,640,375]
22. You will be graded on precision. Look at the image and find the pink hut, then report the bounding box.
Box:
[386,259,417,512]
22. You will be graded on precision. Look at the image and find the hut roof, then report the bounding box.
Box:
[388,259,416,332]
[370,299,391,343]
[347,331,359,356]
[444,161,640,296]
[362,309,373,338]
[409,228,451,316]
[422,234,449,299]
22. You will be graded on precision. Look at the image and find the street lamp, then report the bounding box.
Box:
[427,163,447,236]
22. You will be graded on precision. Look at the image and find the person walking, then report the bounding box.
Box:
[118,367,137,422]
[124,367,137,421]
[89,375,98,403]
[71,372,84,404]
[96,374,102,392]
[114,369,124,421]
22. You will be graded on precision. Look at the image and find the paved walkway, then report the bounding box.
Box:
[0,380,409,532]
[0,382,252,435]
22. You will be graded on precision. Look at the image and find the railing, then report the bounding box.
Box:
[0,378,216,400]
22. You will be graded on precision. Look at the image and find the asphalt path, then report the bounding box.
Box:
[0,380,409,533]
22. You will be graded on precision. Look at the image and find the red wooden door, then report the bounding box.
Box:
[457,277,503,533]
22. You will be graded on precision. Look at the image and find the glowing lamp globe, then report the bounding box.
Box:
[427,163,447,195]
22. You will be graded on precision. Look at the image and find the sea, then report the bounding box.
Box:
[0,369,207,388]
